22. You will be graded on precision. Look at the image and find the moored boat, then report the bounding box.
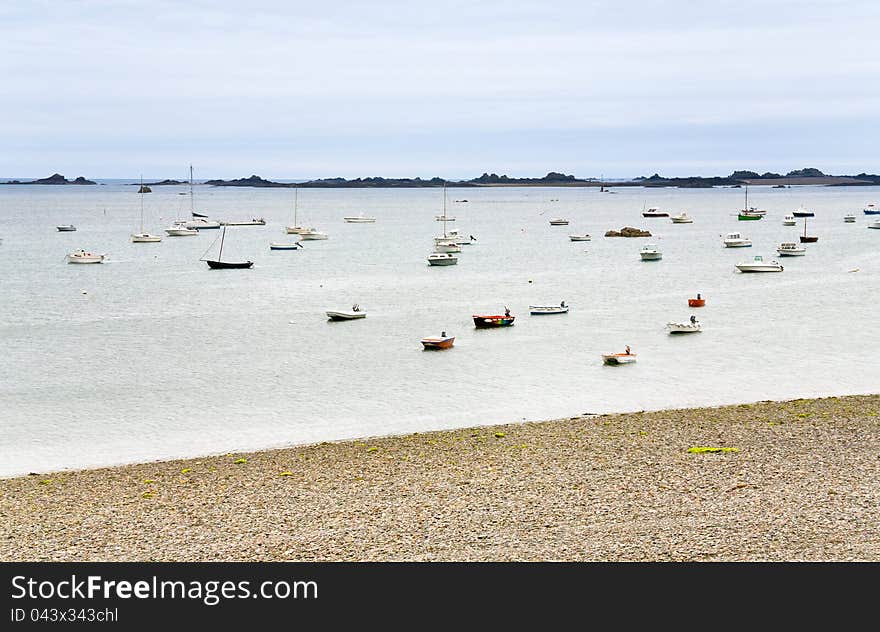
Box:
[844,213,856,223]
[639,244,662,260]
[549,218,569,225]
[326,304,366,320]
[667,316,701,334]
[602,346,636,365]
[777,242,806,256]
[642,207,669,217]
[783,214,797,226]
[66,249,105,264]
[185,217,221,229]
[670,212,693,223]
[421,331,455,349]
[269,241,302,250]
[735,255,783,272]
[799,218,818,243]
[792,206,814,217]
[688,294,705,307]
[868,219,880,229]
[165,221,199,236]
[427,252,457,266]
[864,203,879,215]
[343,214,376,223]
[529,302,568,315]
[738,211,763,220]
[56,224,77,232]
[723,232,752,247]
[568,234,591,241]
[473,309,515,328]
[298,228,328,240]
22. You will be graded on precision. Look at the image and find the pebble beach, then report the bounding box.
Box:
[2,394,878,562]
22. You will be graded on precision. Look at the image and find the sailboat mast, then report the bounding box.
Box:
[442,182,447,237]
[139,175,144,232]
[294,186,298,226]
[218,225,226,260]
[189,165,194,216]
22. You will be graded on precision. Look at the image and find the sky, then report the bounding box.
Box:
[1,0,878,179]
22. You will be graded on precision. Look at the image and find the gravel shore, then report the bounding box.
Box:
[2,394,878,561]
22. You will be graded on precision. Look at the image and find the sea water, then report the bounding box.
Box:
[1,182,877,476]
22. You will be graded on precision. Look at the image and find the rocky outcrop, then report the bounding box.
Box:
[205,175,292,187]
[1,173,95,185]
[605,227,651,237]
[137,185,152,193]
[136,179,187,186]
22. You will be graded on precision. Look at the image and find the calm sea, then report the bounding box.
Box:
[1,182,878,477]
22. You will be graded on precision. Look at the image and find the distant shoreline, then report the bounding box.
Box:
[3,169,880,189]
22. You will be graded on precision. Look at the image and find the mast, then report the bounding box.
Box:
[442,181,447,237]
[139,175,144,232]
[294,186,298,226]
[218,225,226,261]
[189,165,194,216]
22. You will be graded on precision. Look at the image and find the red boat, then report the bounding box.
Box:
[473,310,515,328]
[688,294,705,307]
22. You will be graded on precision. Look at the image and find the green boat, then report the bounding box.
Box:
[738,212,763,220]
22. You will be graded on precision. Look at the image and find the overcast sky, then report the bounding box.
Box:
[2,0,878,179]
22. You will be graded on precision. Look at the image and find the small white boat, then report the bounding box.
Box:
[433,242,461,253]
[783,214,797,226]
[56,224,77,232]
[667,317,701,334]
[529,302,569,315]
[602,347,636,365]
[640,244,662,260]
[285,225,310,234]
[549,218,569,225]
[568,234,591,241]
[448,229,476,245]
[184,217,221,229]
[131,233,162,243]
[165,222,199,236]
[326,304,366,320]
[735,255,784,272]
[868,219,880,229]
[670,212,693,223]
[221,218,266,226]
[269,241,302,250]
[642,207,669,218]
[66,249,105,264]
[723,232,752,248]
[864,203,879,215]
[844,213,856,223]
[777,242,806,256]
[427,252,458,266]
[298,229,328,240]
[343,214,376,223]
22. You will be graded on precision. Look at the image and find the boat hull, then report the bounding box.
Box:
[326,311,366,321]
[131,233,162,243]
[667,323,701,334]
[529,306,569,315]
[269,243,300,250]
[421,337,455,349]
[66,254,104,264]
[735,265,783,272]
[299,233,328,240]
[56,226,77,232]
[640,253,662,260]
[343,217,376,223]
[687,298,705,307]
[602,354,636,365]
[205,260,254,269]
[568,235,591,241]
[737,214,762,221]
[427,254,457,265]
[473,315,515,328]
[792,212,814,217]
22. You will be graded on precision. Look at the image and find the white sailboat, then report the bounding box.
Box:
[165,166,200,236]
[285,188,308,234]
[131,176,162,242]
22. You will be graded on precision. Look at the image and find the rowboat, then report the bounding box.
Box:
[602,348,636,365]
[473,311,515,328]
[56,224,77,232]
[667,317,701,334]
[269,241,302,250]
[568,234,591,241]
[549,218,569,226]
[529,302,568,315]
[421,332,455,349]
[326,305,366,321]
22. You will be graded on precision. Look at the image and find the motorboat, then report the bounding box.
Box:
[602,347,636,365]
[568,234,591,241]
[549,218,569,225]
[640,244,662,260]
[529,302,569,315]
[723,232,752,247]
[427,252,458,266]
[298,228,328,240]
[56,224,77,232]
[221,218,266,226]
[447,229,476,245]
[868,219,880,229]
[792,206,814,217]
[269,241,302,250]
[421,331,455,349]
[184,217,221,229]
[667,317,701,334]
[343,214,376,223]
[642,207,669,217]
[66,249,105,264]
[131,232,162,243]
[688,294,705,307]
[777,242,806,256]
[473,310,515,328]
[165,221,199,236]
[864,203,880,215]
[783,214,797,226]
[844,213,856,223]
[433,240,461,253]
[735,255,783,272]
[670,212,693,223]
[326,305,366,321]
[737,211,763,221]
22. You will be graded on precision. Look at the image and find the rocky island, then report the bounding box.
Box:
[605,227,652,237]
[1,173,95,185]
